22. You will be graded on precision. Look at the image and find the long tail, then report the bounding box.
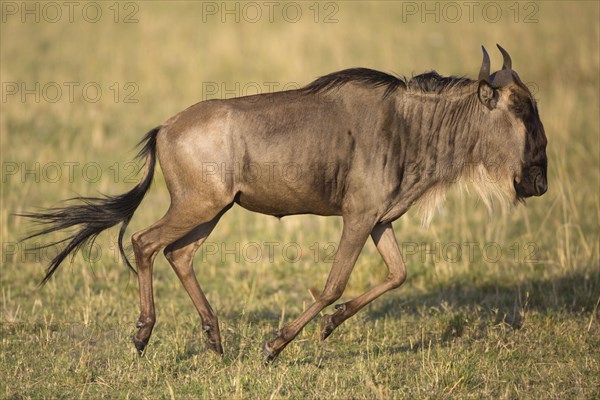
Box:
[19,126,161,286]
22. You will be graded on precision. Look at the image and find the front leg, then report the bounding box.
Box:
[321,222,407,340]
[263,215,375,362]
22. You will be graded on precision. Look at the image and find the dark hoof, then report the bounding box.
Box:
[132,336,147,356]
[322,304,346,340]
[262,341,278,364]
[203,323,223,356]
[208,341,224,356]
[134,317,155,356]
[321,314,336,341]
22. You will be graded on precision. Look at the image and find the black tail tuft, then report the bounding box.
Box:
[19,126,161,286]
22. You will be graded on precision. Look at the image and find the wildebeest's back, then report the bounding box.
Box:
[158,85,402,217]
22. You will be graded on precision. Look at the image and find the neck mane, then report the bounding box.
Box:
[302,68,474,98]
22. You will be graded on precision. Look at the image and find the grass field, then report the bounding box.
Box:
[1,1,599,398]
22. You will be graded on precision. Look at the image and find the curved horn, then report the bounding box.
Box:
[496,44,512,70]
[478,46,491,81]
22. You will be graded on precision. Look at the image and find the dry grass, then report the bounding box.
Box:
[1,1,599,398]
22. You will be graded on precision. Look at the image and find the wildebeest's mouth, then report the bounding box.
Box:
[514,167,547,199]
[514,178,526,201]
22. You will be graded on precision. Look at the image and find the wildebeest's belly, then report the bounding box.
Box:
[235,183,342,217]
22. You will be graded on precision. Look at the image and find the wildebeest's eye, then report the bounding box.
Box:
[509,91,534,117]
[511,99,532,117]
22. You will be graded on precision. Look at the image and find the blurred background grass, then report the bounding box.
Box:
[1,1,599,398]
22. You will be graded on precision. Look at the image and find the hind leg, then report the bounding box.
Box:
[163,205,231,355]
[131,203,228,354]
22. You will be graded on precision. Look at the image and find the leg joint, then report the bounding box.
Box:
[137,315,156,328]
[387,270,407,289]
[163,246,174,263]
[132,232,160,261]
[320,287,344,306]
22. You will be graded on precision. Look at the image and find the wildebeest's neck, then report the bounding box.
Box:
[399,86,483,181]
[380,86,487,222]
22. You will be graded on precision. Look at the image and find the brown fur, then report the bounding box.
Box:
[22,46,547,361]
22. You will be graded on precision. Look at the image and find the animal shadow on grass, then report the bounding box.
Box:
[172,268,598,362]
[370,267,599,317]
[361,267,600,355]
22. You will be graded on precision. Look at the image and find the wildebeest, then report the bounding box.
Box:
[22,45,547,361]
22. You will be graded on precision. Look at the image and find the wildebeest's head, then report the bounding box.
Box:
[476,45,548,200]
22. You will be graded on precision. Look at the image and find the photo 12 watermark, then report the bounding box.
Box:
[201,81,301,101]
[200,1,339,23]
[1,159,528,187]
[1,1,140,24]
[2,82,139,104]
[2,239,540,266]
[2,161,143,184]
[400,1,539,24]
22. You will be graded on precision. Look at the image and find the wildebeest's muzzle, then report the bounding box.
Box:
[515,164,547,197]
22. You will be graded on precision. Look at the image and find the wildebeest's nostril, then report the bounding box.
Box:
[534,176,547,195]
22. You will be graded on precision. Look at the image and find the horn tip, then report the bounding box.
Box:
[496,44,512,70]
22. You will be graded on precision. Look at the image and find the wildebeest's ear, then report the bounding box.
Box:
[478,80,498,110]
